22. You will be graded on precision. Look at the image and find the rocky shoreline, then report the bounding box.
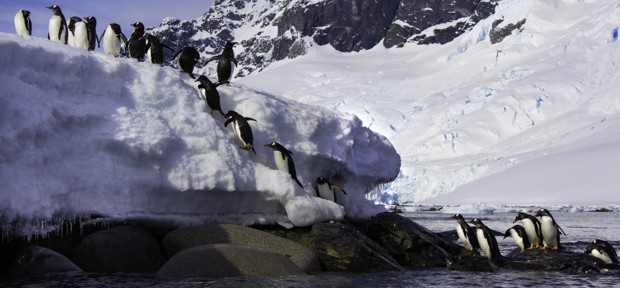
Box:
[1,212,618,280]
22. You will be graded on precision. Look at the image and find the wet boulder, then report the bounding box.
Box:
[9,246,82,277]
[503,248,612,271]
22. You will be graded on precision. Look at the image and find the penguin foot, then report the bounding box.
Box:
[551,246,559,251]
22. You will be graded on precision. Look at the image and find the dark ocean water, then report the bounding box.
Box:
[2,211,619,287]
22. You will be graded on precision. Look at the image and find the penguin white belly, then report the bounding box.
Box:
[73,22,89,50]
[509,229,525,251]
[456,224,472,250]
[199,88,207,101]
[147,47,153,63]
[233,122,249,148]
[102,27,121,56]
[317,183,335,202]
[540,216,558,247]
[476,229,491,258]
[591,249,613,264]
[49,15,65,43]
[14,13,29,36]
[273,150,288,173]
[521,219,539,246]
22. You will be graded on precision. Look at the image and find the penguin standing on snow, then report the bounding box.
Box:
[127,22,146,61]
[451,214,479,252]
[513,211,543,249]
[100,23,128,57]
[585,239,618,264]
[205,41,238,85]
[68,17,89,50]
[224,110,256,154]
[14,10,32,36]
[265,142,303,188]
[315,176,347,202]
[46,5,68,44]
[172,47,201,79]
[195,75,225,116]
[144,33,173,65]
[83,16,100,51]
[468,218,502,259]
[504,225,531,252]
[534,208,566,250]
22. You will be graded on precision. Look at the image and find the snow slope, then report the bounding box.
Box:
[0,33,399,229]
[240,0,620,206]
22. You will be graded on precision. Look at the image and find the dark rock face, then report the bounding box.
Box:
[8,246,82,277]
[489,18,527,44]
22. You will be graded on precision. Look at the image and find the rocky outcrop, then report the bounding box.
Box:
[8,246,82,277]
[490,18,527,44]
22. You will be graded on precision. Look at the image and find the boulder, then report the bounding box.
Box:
[72,225,166,273]
[503,248,609,271]
[157,244,305,278]
[9,246,82,277]
[162,224,321,273]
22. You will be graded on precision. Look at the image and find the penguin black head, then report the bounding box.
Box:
[131,22,144,29]
[46,5,63,15]
[224,110,241,119]
[84,16,97,24]
[534,208,552,218]
[22,10,31,18]
[467,218,484,227]
[195,74,212,85]
[264,142,287,153]
[450,214,465,221]
[316,176,328,185]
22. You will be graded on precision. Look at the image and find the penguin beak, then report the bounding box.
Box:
[512,219,517,224]
[467,219,474,224]
[45,6,53,10]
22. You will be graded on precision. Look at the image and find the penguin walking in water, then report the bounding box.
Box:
[450,214,479,252]
[127,22,146,61]
[224,110,256,154]
[100,23,128,57]
[46,5,68,44]
[205,41,238,85]
[172,47,201,79]
[468,218,502,259]
[83,16,100,51]
[315,176,347,202]
[513,211,543,249]
[144,33,173,65]
[265,142,303,188]
[195,75,225,116]
[534,208,566,250]
[14,10,32,37]
[504,225,531,252]
[68,17,89,50]
[585,239,618,264]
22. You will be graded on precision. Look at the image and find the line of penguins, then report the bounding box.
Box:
[451,209,619,265]
[13,6,349,204]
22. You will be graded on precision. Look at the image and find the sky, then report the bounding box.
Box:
[1,1,214,41]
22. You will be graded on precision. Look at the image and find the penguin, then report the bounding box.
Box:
[83,16,100,51]
[264,142,303,188]
[144,33,173,65]
[195,75,225,116]
[468,218,502,259]
[224,110,256,154]
[504,225,531,252]
[534,208,566,250]
[205,41,238,85]
[450,214,479,252]
[100,23,128,57]
[315,176,347,202]
[68,17,89,50]
[172,47,201,79]
[512,211,543,249]
[585,239,618,264]
[14,10,32,37]
[46,5,68,44]
[127,22,146,61]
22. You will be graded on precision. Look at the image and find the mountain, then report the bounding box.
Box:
[148,0,498,77]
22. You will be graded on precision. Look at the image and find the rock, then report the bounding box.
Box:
[502,249,609,271]
[9,246,82,277]
[297,221,403,272]
[489,18,527,44]
[157,244,305,278]
[162,224,321,273]
[72,225,166,273]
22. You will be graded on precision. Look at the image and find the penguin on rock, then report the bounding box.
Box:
[14,10,32,37]
[585,239,618,264]
[46,5,68,44]
[314,176,347,203]
[205,41,238,85]
[534,208,566,250]
[83,16,100,51]
[264,142,303,188]
[100,23,128,57]
[172,47,200,79]
[127,22,146,61]
[450,214,479,252]
[468,218,502,259]
[144,33,173,65]
[504,225,531,252]
[224,110,256,154]
[195,75,225,116]
[513,211,543,249]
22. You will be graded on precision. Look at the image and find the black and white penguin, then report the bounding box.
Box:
[172,47,201,79]
[100,23,128,57]
[14,10,32,37]
[585,239,618,264]
[534,208,566,250]
[68,17,89,50]
[195,75,225,116]
[315,176,347,202]
[450,214,479,252]
[46,5,68,44]
[224,110,256,154]
[205,41,238,85]
[264,142,303,188]
[83,16,100,51]
[504,225,531,252]
[144,33,173,65]
[513,211,543,249]
[127,22,146,61]
[468,218,502,259]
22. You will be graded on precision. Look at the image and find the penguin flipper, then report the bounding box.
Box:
[557,224,566,236]
[245,117,257,122]
[48,33,50,40]
[215,80,230,86]
[224,118,234,128]
[294,178,303,188]
[251,146,256,155]
[232,57,238,66]
[162,44,174,52]
[332,185,347,194]
[205,55,220,64]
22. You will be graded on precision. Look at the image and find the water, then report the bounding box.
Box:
[2,211,619,287]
